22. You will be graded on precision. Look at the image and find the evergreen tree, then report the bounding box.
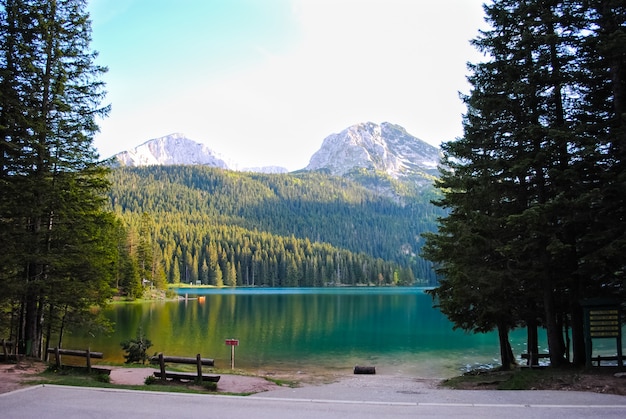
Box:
[215,264,224,288]
[574,0,626,305]
[424,0,625,368]
[137,212,155,287]
[0,0,111,357]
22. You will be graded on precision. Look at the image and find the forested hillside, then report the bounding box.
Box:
[109,166,443,289]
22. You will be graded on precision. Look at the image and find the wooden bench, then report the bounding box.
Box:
[590,355,625,367]
[1,339,17,361]
[150,353,220,383]
[46,347,103,373]
[520,353,550,365]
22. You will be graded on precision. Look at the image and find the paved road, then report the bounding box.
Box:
[1,385,625,419]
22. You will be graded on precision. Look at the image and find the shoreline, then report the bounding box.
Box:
[2,359,625,397]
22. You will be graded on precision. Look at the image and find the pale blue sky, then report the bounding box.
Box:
[87,0,487,170]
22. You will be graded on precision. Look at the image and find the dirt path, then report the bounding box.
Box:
[0,359,47,394]
[3,360,625,396]
[108,366,282,393]
[0,361,283,395]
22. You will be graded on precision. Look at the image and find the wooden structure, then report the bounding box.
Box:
[46,347,103,372]
[151,353,220,383]
[1,339,17,361]
[582,298,624,368]
[520,353,550,366]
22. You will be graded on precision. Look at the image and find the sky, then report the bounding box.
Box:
[87,0,488,171]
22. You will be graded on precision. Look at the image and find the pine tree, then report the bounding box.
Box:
[0,0,111,357]
[424,0,625,368]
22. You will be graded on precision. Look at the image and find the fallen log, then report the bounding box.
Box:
[354,365,376,374]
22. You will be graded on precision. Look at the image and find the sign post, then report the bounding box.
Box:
[225,339,239,369]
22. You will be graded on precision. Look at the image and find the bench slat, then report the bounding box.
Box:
[153,371,220,382]
[520,353,550,359]
[46,348,104,358]
[150,355,214,366]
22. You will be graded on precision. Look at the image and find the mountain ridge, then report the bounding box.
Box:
[110,122,440,178]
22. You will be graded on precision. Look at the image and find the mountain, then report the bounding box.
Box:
[108,165,444,286]
[111,133,290,173]
[113,133,230,168]
[110,122,441,186]
[305,122,440,179]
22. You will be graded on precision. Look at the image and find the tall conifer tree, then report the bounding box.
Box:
[424,0,625,368]
[0,0,112,357]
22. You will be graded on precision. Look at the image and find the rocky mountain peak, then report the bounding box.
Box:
[113,133,230,168]
[304,122,440,178]
[110,122,440,182]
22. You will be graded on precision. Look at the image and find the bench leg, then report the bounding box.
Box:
[159,353,167,381]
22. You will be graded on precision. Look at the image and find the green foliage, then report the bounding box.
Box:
[95,373,111,384]
[202,381,218,391]
[120,328,153,364]
[107,166,444,288]
[0,0,115,358]
[424,0,625,369]
[442,368,588,391]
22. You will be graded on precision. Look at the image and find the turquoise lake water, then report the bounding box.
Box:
[63,287,618,378]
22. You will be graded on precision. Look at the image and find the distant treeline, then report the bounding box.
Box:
[109,166,443,291]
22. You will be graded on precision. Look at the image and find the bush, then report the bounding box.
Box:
[95,373,110,383]
[202,381,218,391]
[120,327,153,364]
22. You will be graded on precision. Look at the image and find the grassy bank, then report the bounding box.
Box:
[442,366,626,394]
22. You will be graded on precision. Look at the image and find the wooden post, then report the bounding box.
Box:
[54,347,61,368]
[1,339,6,360]
[230,345,235,369]
[158,352,166,381]
[86,348,92,373]
[196,354,202,382]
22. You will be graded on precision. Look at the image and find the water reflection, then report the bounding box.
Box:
[64,287,557,377]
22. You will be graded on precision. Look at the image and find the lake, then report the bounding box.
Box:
[65,287,555,378]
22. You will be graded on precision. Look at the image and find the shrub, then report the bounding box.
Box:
[120,327,153,364]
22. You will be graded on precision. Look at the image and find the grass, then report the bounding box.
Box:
[28,365,223,395]
[263,376,300,388]
[28,362,292,396]
[442,368,580,390]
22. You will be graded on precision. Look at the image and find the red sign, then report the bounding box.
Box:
[225,339,239,346]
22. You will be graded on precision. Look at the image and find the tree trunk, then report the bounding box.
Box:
[526,317,539,366]
[44,303,54,362]
[543,281,567,367]
[570,303,586,366]
[497,323,516,370]
[23,280,39,357]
